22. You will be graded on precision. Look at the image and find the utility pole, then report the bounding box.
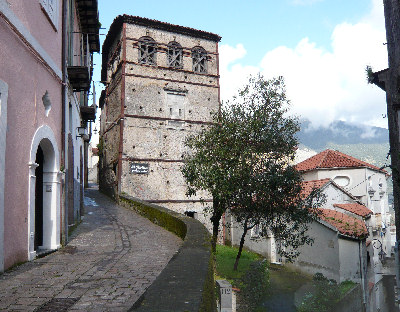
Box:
[373,0,400,306]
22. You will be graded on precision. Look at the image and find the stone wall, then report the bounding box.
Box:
[100,17,220,223]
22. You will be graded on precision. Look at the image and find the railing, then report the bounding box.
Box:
[68,32,91,68]
[67,32,92,92]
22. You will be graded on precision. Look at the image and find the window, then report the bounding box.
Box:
[167,42,183,68]
[166,92,185,119]
[165,89,187,128]
[138,37,157,66]
[40,0,59,30]
[192,46,207,73]
[333,175,350,187]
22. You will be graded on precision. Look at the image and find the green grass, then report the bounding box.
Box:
[339,280,356,296]
[215,244,261,287]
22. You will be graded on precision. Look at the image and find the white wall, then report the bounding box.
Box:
[291,221,341,281]
[322,184,354,209]
[338,238,364,283]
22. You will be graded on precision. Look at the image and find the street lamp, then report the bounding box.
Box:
[76,126,89,141]
[372,239,386,262]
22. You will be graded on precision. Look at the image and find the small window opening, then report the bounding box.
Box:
[192,46,207,73]
[167,41,183,68]
[138,37,157,65]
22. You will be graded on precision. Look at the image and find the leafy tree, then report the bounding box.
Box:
[182,75,321,258]
[182,95,244,251]
[223,75,323,269]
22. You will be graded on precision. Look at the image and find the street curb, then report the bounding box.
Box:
[119,195,216,312]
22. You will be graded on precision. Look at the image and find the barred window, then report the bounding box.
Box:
[138,37,157,65]
[192,46,207,73]
[167,42,183,69]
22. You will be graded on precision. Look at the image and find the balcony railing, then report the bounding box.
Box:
[67,33,92,92]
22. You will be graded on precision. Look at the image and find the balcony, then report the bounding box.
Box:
[67,33,91,92]
[76,0,100,52]
[80,105,96,122]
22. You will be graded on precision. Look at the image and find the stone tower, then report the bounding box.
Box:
[100,15,221,222]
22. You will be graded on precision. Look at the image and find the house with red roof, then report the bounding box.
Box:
[295,149,396,311]
[288,206,368,286]
[225,176,370,284]
[296,149,392,256]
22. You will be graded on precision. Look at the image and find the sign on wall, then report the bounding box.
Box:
[130,163,149,174]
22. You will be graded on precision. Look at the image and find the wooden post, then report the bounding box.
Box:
[383,0,400,304]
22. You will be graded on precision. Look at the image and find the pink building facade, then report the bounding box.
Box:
[0,0,99,271]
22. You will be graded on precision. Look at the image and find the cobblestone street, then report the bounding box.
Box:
[0,186,182,311]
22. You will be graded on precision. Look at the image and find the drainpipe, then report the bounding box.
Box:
[359,240,367,312]
[61,0,68,244]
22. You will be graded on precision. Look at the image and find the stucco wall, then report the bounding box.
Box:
[291,221,341,281]
[338,238,365,283]
[0,1,62,269]
[322,184,354,209]
[6,0,62,70]
[0,80,8,272]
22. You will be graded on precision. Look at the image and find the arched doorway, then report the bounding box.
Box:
[28,126,61,260]
[34,146,44,251]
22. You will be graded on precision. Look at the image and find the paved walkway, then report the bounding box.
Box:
[0,186,182,311]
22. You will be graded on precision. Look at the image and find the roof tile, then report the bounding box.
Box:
[318,208,368,238]
[296,149,385,173]
[333,203,372,218]
[301,179,330,199]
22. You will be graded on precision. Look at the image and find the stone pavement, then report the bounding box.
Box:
[0,186,182,311]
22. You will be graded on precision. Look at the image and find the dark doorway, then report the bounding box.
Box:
[80,146,83,217]
[68,134,74,225]
[34,145,44,250]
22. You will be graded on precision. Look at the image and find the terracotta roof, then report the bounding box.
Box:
[318,208,368,238]
[301,179,330,199]
[333,203,372,218]
[295,149,386,173]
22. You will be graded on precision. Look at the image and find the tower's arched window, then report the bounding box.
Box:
[192,46,207,73]
[168,41,183,69]
[138,37,157,65]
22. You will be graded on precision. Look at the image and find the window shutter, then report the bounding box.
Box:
[40,0,58,30]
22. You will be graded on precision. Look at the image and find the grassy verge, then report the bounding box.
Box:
[215,244,261,287]
[339,280,356,296]
[215,244,268,311]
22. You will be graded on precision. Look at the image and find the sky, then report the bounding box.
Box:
[92,0,389,140]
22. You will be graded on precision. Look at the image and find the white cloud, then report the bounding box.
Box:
[219,0,389,129]
[219,44,259,102]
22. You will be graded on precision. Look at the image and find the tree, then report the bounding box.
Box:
[182,75,321,257]
[223,75,323,269]
[181,94,244,252]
